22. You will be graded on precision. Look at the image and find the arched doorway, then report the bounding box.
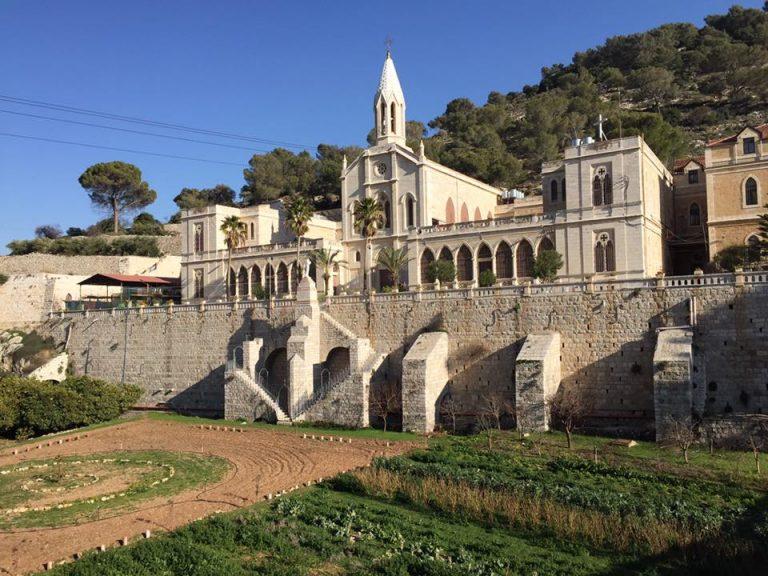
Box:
[264,347,289,414]
[456,245,473,282]
[250,265,262,297]
[516,240,534,278]
[477,243,492,275]
[321,347,350,394]
[228,268,237,298]
[537,236,555,256]
[276,262,289,295]
[420,248,435,283]
[237,266,248,298]
[495,241,513,279]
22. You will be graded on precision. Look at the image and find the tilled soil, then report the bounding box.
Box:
[0,419,411,575]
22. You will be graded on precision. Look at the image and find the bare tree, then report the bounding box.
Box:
[665,416,698,464]
[548,385,589,450]
[439,393,460,434]
[745,415,768,475]
[371,380,401,432]
[476,391,508,450]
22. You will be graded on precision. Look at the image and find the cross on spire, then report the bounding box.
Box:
[384,35,393,55]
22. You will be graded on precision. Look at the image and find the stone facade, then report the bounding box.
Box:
[0,253,180,277]
[401,332,448,433]
[47,276,768,437]
[515,332,561,432]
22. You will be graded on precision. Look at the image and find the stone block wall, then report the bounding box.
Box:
[401,332,448,433]
[653,328,694,441]
[224,371,277,423]
[515,332,561,432]
[49,282,768,434]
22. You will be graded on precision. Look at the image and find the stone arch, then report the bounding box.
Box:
[276,262,289,295]
[250,265,262,296]
[495,241,513,279]
[516,240,534,278]
[456,244,473,281]
[264,347,289,414]
[378,193,392,229]
[420,248,435,283]
[473,207,482,221]
[264,263,274,296]
[460,202,469,222]
[477,243,493,275]
[744,176,759,206]
[445,198,455,224]
[405,194,416,228]
[537,236,555,256]
[321,347,350,393]
[237,266,249,298]
[290,261,300,293]
[438,246,453,262]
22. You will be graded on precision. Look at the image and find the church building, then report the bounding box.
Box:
[179,51,674,302]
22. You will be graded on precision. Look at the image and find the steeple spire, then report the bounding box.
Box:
[373,50,406,147]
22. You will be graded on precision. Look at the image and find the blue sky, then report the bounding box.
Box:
[0,0,761,253]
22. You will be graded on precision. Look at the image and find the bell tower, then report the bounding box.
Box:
[373,50,406,146]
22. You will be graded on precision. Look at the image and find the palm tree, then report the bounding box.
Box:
[284,194,314,284]
[376,246,410,291]
[352,197,385,292]
[310,248,345,296]
[220,215,247,300]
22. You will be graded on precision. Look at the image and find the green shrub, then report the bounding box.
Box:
[0,375,141,439]
[0,273,7,285]
[426,260,456,284]
[533,250,563,282]
[478,270,496,287]
[6,236,161,257]
[712,244,761,272]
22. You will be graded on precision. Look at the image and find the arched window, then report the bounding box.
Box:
[420,248,435,283]
[689,203,701,227]
[390,102,396,134]
[561,178,566,200]
[595,233,615,273]
[745,177,758,206]
[237,266,249,298]
[250,265,262,296]
[193,223,204,253]
[456,245,473,281]
[474,207,482,221]
[460,202,469,222]
[478,243,492,275]
[495,241,513,279]
[276,263,289,295]
[550,179,558,202]
[379,195,391,229]
[445,198,455,224]
[603,173,613,205]
[439,246,453,262]
[593,175,603,206]
[355,251,361,262]
[249,222,254,240]
[380,101,387,135]
[290,261,300,293]
[406,195,415,228]
[537,236,555,256]
[516,240,534,278]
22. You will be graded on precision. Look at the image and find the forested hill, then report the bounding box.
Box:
[236,4,768,208]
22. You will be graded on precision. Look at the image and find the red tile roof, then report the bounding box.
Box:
[673,156,705,174]
[707,124,768,146]
[78,274,178,287]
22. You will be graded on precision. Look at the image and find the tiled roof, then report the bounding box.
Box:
[707,124,768,146]
[672,156,705,173]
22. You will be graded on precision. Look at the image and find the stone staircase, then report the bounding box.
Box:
[224,367,291,424]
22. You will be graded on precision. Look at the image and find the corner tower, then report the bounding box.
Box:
[373,50,406,147]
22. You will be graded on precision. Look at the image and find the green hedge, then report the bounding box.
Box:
[6,236,161,257]
[0,375,142,439]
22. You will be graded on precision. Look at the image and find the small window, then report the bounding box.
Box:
[193,269,204,299]
[250,222,254,239]
[688,170,699,184]
[689,203,701,227]
[193,223,204,254]
[406,196,415,227]
[561,178,566,200]
[390,102,396,134]
[380,101,387,135]
[355,251,361,262]
[745,177,758,206]
[743,137,756,155]
[550,180,558,202]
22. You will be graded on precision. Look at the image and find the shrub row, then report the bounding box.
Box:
[6,236,161,257]
[0,375,141,439]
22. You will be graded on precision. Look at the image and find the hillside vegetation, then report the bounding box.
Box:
[239,4,768,204]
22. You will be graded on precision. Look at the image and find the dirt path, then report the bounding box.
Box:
[0,419,411,575]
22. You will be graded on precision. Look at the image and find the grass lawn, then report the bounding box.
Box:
[35,429,768,576]
[0,450,229,529]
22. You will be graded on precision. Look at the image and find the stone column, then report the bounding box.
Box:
[515,332,561,432]
[402,332,448,433]
[653,328,694,442]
